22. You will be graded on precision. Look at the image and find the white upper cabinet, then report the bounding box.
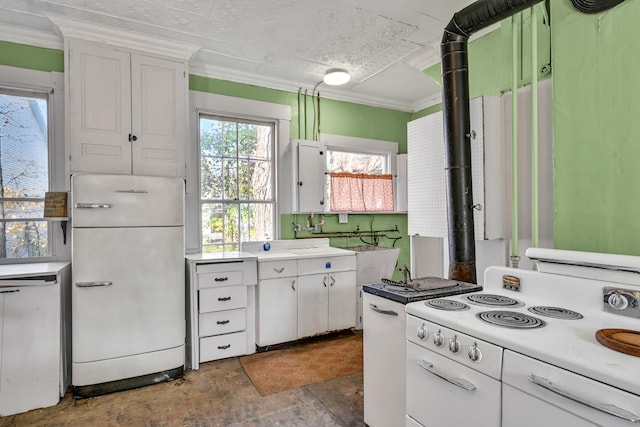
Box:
[408,96,505,240]
[67,39,187,178]
[295,140,326,212]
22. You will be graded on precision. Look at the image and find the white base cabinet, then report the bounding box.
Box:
[255,252,356,347]
[0,263,71,416]
[186,255,257,370]
[363,292,406,427]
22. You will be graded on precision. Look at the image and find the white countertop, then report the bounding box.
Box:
[240,239,355,261]
[0,262,70,280]
[185,252,257,263]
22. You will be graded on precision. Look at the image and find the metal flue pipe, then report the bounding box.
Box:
[441,0,543,283]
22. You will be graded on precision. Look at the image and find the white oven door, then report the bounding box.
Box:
[503,350,640,427]
[406,340,501,427]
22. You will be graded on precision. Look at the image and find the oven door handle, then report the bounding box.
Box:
[368,303,398,316]
[417,360,476,391]
[528,374,640,423]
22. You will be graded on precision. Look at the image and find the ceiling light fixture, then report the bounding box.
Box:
[323,69,351,86]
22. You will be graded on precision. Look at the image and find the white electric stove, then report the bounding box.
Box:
[405,248,640,427]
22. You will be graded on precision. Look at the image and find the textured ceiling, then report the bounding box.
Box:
[0,0,481,111]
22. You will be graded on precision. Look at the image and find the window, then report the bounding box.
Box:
[0,89,50,259]
[199,115,275,252]
[326,148,394,212]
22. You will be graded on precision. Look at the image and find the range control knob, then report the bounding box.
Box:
[468,343,482,362]
[608,293,630,310]
[449,335,461,354]
[417,324,428,341]
[433,330,445,347]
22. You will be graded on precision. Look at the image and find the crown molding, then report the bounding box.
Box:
[48,16,200,61]
[0,24,62,50]
[189,62,416,113]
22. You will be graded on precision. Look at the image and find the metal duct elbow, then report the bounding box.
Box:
[570,0,625,14]
[440,0,543,283]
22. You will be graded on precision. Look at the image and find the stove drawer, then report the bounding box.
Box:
[503,350,640,427]
[406,340,501,427]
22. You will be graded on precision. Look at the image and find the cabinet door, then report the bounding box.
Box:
[297,273,328,338]
[69,39,132,174]
[327,270,356,331]
[296,140,326,212]
[256,277,297,346]
[0,285,60,416]
[131,54,186,178]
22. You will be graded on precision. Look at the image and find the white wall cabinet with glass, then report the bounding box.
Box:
[407,96,506,240]
[67,38,188,178]
[0,263,71,417]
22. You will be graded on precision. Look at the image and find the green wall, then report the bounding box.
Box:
[0,40,63,72]
[551,0,640,255]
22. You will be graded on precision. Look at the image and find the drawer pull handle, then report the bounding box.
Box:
[0,289,19,294]
[217,320,230,325]
[214,277,228,282]
[76,281,113,288]
[369,303,398,316]
[217,344,231,350]
[417,360,476,391]
[528,374,640,422]
[218,296,231,301]
[274,267,285,273]
[75,203,111,209]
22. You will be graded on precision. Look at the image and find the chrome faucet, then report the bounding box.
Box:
[401,265,412,285]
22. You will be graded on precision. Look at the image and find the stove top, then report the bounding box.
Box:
[406,263,640,396]
[362,276,482,304]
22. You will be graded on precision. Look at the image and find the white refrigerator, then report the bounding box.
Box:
[71,174,185,397]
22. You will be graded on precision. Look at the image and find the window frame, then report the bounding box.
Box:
[187,91,291,253]
[320,134,399,213]
[198,113,277,252]
[0,65,65,264]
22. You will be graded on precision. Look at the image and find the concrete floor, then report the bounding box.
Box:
[0,356,364,427]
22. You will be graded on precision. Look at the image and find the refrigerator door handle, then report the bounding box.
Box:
[75,203,112,209]
[76,281,113,288]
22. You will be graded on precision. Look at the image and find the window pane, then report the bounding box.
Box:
[223,159,238,200]
[1,91,50,260]
[241,203,272,242]
[223,204,239,245]
[201,157,222,199]
[202,203,223,247]
[327,151,385,174]
[250,160,272,200]
[1,221,49,258]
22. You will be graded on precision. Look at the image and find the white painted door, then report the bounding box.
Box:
[256,277,297,346]
[327,270,356,331]
[0,284,60,416]
[297,273,328,338]
[72,226,185,363]
[296,141,326,212]
[69,39,132,174]
[131,54,186,178]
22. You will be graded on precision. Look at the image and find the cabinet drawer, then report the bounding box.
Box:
[198,270,244,288]
[200,332,247,362]
[297,255,356,275]
[199,286,247,313]
[199,308,246,337]
[258,260,297,280]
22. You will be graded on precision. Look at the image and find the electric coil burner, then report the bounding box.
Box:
[424,299,469,311]
[462,293,524,308]
[527,306,583,320]
[476,310,546,329]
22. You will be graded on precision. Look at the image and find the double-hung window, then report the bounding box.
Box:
[199,115,276,252]
[0,89,51,259]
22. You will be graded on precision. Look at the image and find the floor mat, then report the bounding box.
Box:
[239,334,363,396]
